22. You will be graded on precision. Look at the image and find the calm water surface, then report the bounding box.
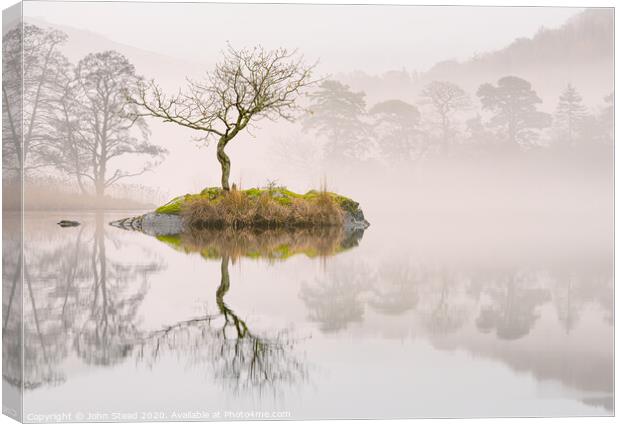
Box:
[4,207,613,420]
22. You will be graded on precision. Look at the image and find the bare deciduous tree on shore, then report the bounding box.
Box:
[56,51,167,198]
[131,45,316,191]
[2,24,69,178]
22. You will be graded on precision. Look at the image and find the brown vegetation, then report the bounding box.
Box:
[179,187,345,229]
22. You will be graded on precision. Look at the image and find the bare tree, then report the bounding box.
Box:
[53,51,166,198]
[419,80,470,150]
[2,24,69,179]
[131,44,316,191]
[48,69,91,194]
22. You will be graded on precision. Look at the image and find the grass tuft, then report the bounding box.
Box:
[155,185,361,229]
[180,186,345,229]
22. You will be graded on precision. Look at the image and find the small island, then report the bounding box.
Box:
[106,44,370,237]
[111,186,370,236]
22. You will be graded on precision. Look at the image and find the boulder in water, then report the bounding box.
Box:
[57,220,80,227]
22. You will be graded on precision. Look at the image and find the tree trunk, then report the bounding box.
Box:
[95,212,108,328]
[441,113,450,153]
[567,112,573,146]
[95,180,105,199]
[217,137,231,191]
[215,255,249,337]
[76,174,88,196]
[216,255,231,310]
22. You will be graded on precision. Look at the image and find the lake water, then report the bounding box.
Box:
[3,203,613,421]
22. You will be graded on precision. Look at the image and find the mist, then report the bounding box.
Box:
[3,3,614,418]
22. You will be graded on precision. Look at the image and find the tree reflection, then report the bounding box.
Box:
[367,261,420,315]
[422,271,469,335]
[74,214,152,366]
[13,213,161,390]
[23,256,71,388]
[138,226,366,393]
[553,277,579,334]
[475,270,551,340]
[2,229,23,390]
[550,266,613,332]
[138,254,307,396]
[299,263,370,333]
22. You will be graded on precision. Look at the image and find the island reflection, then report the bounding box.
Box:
[153,226,365,262]
[137,225,366,396]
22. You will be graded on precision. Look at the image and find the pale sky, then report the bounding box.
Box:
[25,1,583,73]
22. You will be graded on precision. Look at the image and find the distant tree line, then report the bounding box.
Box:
[302,76,613,168]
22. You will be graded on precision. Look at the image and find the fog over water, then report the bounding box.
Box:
[2,2,614,421]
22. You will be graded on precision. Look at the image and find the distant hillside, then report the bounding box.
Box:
[25,17,209,90]
[27,10,613,114]
[431,8,612,73]
[339,8,613,109]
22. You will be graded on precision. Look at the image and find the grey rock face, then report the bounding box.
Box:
[343,209,370,231]
[109,212,183,236]
[141,212,184,236]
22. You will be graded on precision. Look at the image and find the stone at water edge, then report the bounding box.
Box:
[57,220,80,227]
[343,208,370,231]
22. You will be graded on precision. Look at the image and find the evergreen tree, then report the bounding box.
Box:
[477,76,551,146]
[555,84,588,145]
[303,80,372,163]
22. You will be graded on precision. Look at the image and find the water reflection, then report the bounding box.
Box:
[302,257,612,410]
[11,214,613,416]
[155,226,365,261]
[300,263,370,333]
[137,226,364,395]
[137,255,308,396]
[14,213,162,390]
[74,216,152,367]
[367,261,420,316]
[474,270,551,340]
[420,270,469,335]
[2,217,23,395]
